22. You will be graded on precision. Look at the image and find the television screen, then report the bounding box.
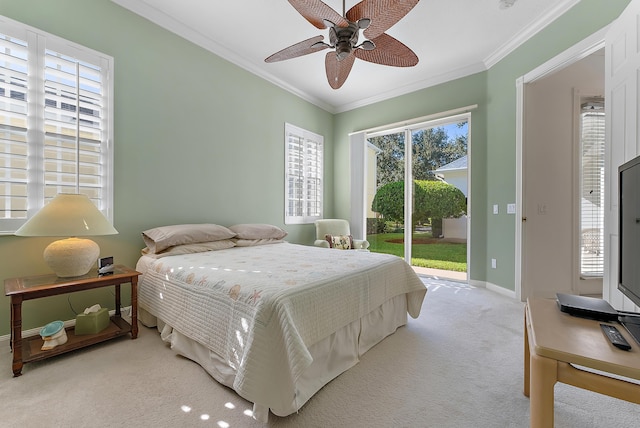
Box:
[618,155,640,308]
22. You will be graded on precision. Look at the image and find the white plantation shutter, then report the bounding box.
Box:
[579,100,605,277]
[0,32,29,230]
[284,123,323,224]
[0,16,113,233]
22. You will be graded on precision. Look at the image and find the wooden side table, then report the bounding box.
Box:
[524,298,640,427]
[4,265,140,376]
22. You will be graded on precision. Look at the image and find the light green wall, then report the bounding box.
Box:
[482,0,629,290]
[0,0,334,334]
[0,0,631,335]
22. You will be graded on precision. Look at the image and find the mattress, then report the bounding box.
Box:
[136,242,427,420]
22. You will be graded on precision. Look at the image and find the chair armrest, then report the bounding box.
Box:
[314,239,330,248]
[353,239,370,250]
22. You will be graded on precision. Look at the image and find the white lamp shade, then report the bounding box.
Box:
[14,194,117,277]
[15,194,117,237]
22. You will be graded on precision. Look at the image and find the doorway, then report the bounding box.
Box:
[363,114,470,278]
[517,31,606,301]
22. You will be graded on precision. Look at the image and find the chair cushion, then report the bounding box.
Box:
[325,234,354,250]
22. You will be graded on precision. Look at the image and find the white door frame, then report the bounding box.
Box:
[350,107,475,275]
[515,28,608,301]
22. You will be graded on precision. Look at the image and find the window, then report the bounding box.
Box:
[0,16,114,234]
[284,123,323,224]
[579,98,605,277]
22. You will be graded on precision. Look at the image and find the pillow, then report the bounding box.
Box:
[142,223,236,254]
[142,239,236,258]
[229,223,287,240]
[233,238,285,247]
[325,234,353,250]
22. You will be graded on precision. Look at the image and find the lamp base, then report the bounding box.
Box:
[43,238,100,277]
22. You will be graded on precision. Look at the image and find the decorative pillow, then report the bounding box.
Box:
[142,239,236,258]
[233,238,285,247]
[229,223,288,240]
[325,234,353,250]
[142,223,236,254]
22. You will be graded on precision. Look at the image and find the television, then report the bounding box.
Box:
[617,154,640,344]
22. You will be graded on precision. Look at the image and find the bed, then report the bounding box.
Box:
[135,223,427,421]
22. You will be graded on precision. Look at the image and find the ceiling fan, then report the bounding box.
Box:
[265,0,420,89]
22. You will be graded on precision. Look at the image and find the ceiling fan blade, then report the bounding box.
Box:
[288,0,349,29]
[265,35,328,63]
[346,0,419,39]
[354,33,418,67]
[325,51,356,89]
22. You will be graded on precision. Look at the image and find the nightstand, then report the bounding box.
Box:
[4,265,140,376]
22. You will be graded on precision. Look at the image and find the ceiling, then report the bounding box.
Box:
[111,0,581,113]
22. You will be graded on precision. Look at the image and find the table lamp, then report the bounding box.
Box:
[14,193,118,277]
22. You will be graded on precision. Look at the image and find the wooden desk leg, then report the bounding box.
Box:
[524,307,530,397]
[130,277,138,339]
[530,353,557,428]
[10,295,23,377]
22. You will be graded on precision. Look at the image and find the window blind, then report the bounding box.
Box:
[284,123,323,224]
[43,50,105,199]
[579,100,605,277]
[0,16,113,233]
[0,33,29,225]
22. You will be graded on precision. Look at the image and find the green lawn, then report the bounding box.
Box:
[368,232,467,272]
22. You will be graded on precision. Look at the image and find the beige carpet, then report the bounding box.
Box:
[1,278,638,427]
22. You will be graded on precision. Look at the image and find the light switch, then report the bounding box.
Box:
[507,203,516,214]
[493,204,499,214]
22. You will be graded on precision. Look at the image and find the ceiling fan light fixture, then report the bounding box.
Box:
[357,18,371,30]
[323,19,336,28]
[336,44,351,61]
[359,40,376,51]
[311,41,329,49]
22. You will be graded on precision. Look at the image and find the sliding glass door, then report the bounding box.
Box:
[365,115,469,273]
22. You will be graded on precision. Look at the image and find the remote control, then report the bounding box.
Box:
[600,324,632,351]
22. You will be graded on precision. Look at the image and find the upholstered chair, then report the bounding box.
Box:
[313,219,370,250]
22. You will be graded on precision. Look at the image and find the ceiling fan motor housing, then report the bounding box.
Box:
[332,22,360,61]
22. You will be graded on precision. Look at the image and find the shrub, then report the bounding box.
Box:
[372,180,466,236]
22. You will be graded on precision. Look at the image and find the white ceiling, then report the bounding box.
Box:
[111,0,580,113]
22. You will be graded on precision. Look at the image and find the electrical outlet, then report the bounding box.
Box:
[507,203,516,214]
[491,258,497,269]
[493,204,499,214]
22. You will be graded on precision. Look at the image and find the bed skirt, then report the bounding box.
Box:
[139,293,408,421]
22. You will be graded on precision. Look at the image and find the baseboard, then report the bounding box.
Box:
[469,279,517,300]
[0,306,131,342]
[487,282,517,299]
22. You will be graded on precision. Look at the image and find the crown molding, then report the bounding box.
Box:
[110,0,334,112]
[484,0,581,68]
[112,0,582,114]
[334,62,487,113]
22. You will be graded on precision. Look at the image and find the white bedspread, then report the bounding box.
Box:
[137,242,427,414]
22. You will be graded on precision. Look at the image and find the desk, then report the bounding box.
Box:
[524,298,640,427]
[4,265,140,377]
